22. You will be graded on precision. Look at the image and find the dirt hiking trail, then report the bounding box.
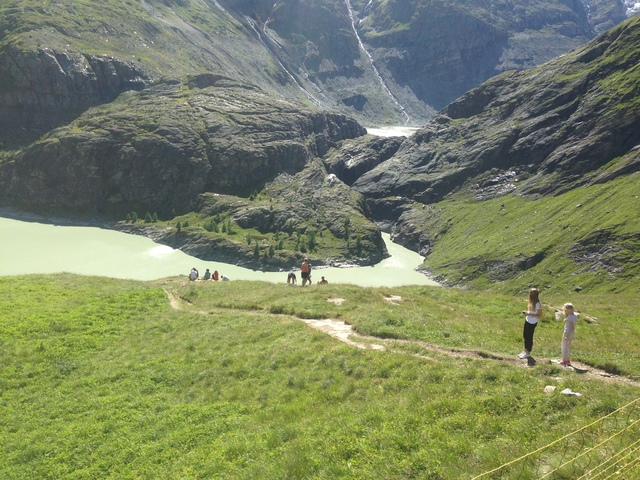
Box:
[164,289,639,388]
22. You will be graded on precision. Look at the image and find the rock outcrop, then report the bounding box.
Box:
[352,15,640,205]
[1,75,365,216]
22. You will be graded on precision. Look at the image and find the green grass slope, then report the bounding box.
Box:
[1,274,638,478]
[0,0,258,78]
[419,171,640,294]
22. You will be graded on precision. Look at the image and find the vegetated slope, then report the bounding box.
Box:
[0,0,630,148]
[1,274,639,478]
[0,74,385,269]
[345,14,640,293]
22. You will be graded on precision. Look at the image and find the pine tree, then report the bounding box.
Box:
[308,230,316,251]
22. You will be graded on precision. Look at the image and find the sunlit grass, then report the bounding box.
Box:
[1,274,638,478]
[420,173,640,294]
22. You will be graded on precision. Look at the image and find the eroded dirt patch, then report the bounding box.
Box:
[327,298,346,305]
[301,318,385,350]
[163,289,638,387]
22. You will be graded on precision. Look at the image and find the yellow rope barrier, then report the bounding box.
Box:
[540,420,638,479]
[599,456,640,480]
[472,397,640,479]
[578,437,640,479]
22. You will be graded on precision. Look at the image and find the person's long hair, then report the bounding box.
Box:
[528,288,540,310]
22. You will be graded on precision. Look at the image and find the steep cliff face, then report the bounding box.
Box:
[352,15,640,204]
[0,47,151,147]
[0,0,631,146]
[353,0,630,111]
[1,75,365,216]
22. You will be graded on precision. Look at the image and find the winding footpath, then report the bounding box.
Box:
[164,289,639,388]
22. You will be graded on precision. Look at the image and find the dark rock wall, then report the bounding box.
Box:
[0,47,151,146]
[0,79,366,216]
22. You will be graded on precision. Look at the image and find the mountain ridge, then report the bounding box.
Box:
[1,1,639,290]
[0,0,632,146]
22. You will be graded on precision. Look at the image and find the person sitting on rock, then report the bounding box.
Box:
[189,267,199,281]
[213,270,219,281]
[203,268,211,280]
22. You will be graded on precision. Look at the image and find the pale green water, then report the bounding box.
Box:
[366,126,418,137]
[0,217,438,287]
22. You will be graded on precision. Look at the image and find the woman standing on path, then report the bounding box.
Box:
[519,288,542,359]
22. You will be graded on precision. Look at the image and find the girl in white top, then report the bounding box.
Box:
[519,288,542,359]
[560,303,578,366]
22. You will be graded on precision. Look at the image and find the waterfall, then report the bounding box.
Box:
[624,0,640,16]
[344,0,411,124]
[245,16,322,107]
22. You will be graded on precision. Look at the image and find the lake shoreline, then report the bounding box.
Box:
[0,206,112,228]
[1,210,440,286]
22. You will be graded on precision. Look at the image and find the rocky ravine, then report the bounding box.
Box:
[349,15,640,245]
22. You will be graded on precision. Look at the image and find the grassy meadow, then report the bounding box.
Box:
[418,173,640,294]
[416,172,640,295]
[1,274,639,479]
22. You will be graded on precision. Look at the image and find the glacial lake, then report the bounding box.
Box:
[366,126,419,137]
[1,126,433,287]
[0,216,438,287]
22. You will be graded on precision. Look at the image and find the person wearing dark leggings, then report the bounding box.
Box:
[519,288,542,359]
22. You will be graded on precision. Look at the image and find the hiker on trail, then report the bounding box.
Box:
[519,288,542,359]
[560,303,578,366]
[189,267,199,281]
[213,270,219,281]
[287,270,297,285]
[301,258,312,286]
[317,276,328,285]
[203,269,211,280]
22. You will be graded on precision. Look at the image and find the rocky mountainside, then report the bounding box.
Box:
[342,14,640,290]
[0,74,385,269]
[351,14,640,216]
[1,1,639,287]
[0,0,632,148]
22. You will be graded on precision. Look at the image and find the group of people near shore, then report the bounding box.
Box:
[189,267,228,282]
[519,287,578,366]
[188,266,575,363]
[287,258,328,286]
[189,258,328,286]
